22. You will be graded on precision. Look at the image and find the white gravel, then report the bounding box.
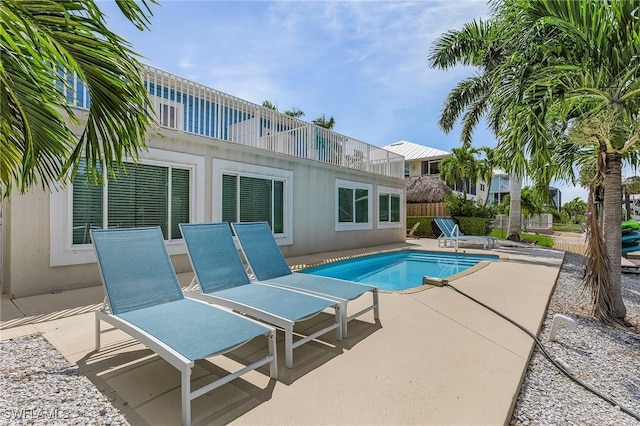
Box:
[510,251,640,425]
[0,335,128,425]
[1,249,638,425]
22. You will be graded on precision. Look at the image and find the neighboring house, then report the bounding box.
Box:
[0,65,405,298]
[382,140,480,200]
[549,186,562,211]
[488,173,511,205]
[488,173,562,210]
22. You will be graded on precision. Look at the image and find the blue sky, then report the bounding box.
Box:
[100,0,589,202]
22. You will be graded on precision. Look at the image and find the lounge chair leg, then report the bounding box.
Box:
[95,312,101,351]
[182,367,192,426]
[340,302,348,340]
[335,307,343,342]
[285,325,294,369]
[268,330,278,379]
[373,289,380,321]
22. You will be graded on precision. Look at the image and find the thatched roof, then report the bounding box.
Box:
[406,176,452,203]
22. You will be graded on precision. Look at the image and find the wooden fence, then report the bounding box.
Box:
[406,202,447,217]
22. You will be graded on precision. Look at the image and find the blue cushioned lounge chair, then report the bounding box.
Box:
[231,222,380,339]
[434,217,496,250]
[180,223,342,369]
[92,227,277,426]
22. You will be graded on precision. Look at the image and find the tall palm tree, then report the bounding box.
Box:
[504,0,640,324]
[428,14,533,241]
[477,146,498,206]
[1,0,157,197]
[431,0,640,324]
[439,145,479,199]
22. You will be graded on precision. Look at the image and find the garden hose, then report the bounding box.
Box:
[443,283,640,422]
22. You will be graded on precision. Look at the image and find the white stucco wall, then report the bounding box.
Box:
[3,127,405,298]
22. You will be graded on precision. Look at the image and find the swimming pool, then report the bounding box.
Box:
[300,250,499,291]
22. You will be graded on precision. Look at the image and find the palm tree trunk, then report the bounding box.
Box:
[507,174,521,241]
[602,152,626,320]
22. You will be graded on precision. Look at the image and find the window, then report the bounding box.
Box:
[336,179,372,231]
[213,160,293,244]
[71,159,190,244]
[404,164,410,177]
[222,173,285,234]
[429,161,440,175]
[51,148,205,266]
[154,98,183,130]
[377,186,403,229]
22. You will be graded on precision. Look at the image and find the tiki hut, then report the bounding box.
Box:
[406,176,452,203]
[405,176,451,217]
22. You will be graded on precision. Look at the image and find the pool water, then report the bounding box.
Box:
[300,250,498,291]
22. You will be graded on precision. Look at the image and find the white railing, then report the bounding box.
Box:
[59,66,404,178]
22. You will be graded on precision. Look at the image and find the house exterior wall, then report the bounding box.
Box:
[3,123,405,298]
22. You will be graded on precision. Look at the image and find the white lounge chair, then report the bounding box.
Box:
[231,221,380,339]
[92,227,277,426]
[434,217,496,250]
[407,222,420,239]
[180,222,342,369]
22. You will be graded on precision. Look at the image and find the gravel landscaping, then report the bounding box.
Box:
[510,251,640,425]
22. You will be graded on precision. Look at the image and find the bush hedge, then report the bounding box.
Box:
[456,217,490,236]
[406,216,436,238]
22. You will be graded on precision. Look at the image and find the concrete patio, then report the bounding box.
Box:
[0,238,564,425]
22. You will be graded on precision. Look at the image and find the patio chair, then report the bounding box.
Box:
[407,222,420,239]
[92,227,277,426]
[231,221,380,339]
[433,217,496,250]
[180,223,342,369]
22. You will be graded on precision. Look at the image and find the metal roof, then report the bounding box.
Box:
[382,140,450,161]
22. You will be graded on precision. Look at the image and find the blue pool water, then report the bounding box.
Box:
[300,250,499,291]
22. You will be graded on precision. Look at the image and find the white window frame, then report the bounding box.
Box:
[377,185,404,229]
[153,97,183,130]
[212,159,293,246]
[50,148,205,266]
[335,179,372,231]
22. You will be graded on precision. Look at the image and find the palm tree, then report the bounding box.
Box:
[284,108,305,118]
[439,145,479,199]
[562,197,587,225]
[312,114,336,130]
[504,0,640,324]
[477,146,498,206]
[262,101,305,118]
[428,14,533,242]
[261,100,278,110]
[1,0,157,197]
[430,0,640,324]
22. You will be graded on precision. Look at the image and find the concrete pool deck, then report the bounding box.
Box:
[0,238,564,425]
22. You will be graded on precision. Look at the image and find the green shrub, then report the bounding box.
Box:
[445,194,496,218]
[406,216,436,238]
[457,217,489,236]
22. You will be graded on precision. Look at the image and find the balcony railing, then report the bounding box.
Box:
[61,65,404,178]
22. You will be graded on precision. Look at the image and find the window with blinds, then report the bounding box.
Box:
[72,159,190,244]
[221,173,285,234]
